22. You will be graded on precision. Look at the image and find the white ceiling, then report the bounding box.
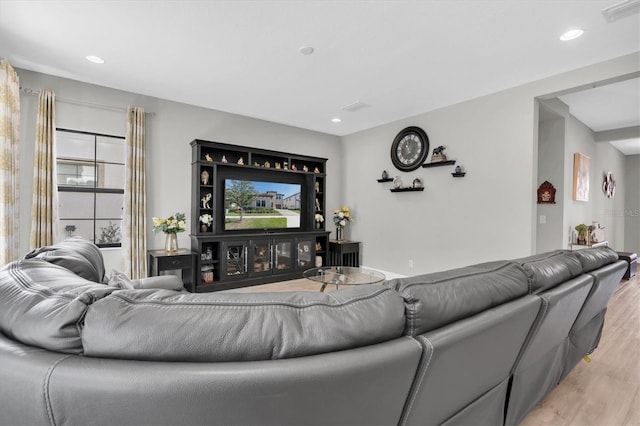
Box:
[0,0,638,146]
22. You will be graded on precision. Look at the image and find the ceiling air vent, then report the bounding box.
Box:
[601,0,640,22]
[341,101,370,112]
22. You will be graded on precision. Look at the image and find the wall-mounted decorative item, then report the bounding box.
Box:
[412,178,423,188]
[602,171,616,198]
[572,152,590,202]
[393,176,403,189]
[430,145,448,162]
[390,126,430,172]
[377,170,393,182]
[452,165,466,177]
[537,181,556,204]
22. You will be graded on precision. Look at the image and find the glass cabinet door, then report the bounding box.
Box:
[274,240,293,273]
[224,242,247,278]
[296,239,314,270]
[250,239,272,276]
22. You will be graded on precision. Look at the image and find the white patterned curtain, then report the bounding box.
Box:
[0,59,20,266]
[123,107,147,279]
[30,89,58,248]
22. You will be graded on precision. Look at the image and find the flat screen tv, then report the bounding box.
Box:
[223,178,303,231]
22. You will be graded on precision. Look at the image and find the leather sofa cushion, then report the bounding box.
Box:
[385,261,529,335]
[512,250,583,293]
[573,247,619,273]
[23,237,106,283]
[0,260,115,354]
[82,285,406,362]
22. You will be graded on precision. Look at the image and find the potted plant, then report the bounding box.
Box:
[575,224,588,245]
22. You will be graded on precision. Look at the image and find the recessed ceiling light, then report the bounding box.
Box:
[331,117,341,123]
[560,29,584,41]
[299,46,314,55]
[85,55,105,64]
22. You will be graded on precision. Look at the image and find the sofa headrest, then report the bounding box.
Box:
[82,285,406,362]
[24,237,105,283]
[0,260,115,354]
[572,247,619,273]
[385,260,529,336]
[512,250,583,293]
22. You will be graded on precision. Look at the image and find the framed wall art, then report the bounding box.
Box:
[572,153,590,202]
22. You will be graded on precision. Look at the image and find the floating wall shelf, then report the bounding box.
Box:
[422,160,456,168]
[390,187,424,192]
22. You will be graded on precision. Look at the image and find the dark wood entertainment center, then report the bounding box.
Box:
[190,140,329,292]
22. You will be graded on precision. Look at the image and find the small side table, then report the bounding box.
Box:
[329,240,361,267]
[148,249,196,292]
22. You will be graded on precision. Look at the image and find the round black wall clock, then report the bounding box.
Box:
[391,126,430,172]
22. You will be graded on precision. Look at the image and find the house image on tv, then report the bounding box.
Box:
[282,192,301,210]
[253,191,284,209]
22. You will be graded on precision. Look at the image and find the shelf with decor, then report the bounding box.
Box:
[422,160,456,168]
[390,187,424,192]
[190,139,329,292]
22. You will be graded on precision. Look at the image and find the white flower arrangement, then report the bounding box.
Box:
[152,212,187,234]
[199,213,213,226]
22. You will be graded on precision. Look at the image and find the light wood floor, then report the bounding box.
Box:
[227,274,640,425]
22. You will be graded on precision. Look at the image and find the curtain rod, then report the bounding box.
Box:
[19,87,155,117]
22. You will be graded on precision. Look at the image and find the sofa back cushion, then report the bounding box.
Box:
[82,285,406,362]
[572,247,619,273]
[385,261,530,335]
[24,236,105,283]
[512,250,583,293]
[0,260,115,354]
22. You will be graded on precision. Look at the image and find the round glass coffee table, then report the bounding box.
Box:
[303,266,386,292]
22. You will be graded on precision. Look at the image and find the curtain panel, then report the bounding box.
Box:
[123,107,147,279]
[30,89,58,249]
[0,59,20,266]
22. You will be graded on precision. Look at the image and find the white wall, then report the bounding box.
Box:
[624,155,640,255]
[537,113,565,253]
[341,53,639,276]
[17,69,341,273]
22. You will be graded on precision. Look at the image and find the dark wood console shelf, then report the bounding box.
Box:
[390,187,424,192]
[422,160,456,168]
[190,139,329,292]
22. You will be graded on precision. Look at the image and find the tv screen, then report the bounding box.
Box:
[224,179,303,231]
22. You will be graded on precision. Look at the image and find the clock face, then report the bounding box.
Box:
[391,126,429,171]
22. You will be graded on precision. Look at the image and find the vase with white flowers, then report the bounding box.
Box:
[315,213,324,230]
[153,212,187,252]
[200,213,213,232]
[333,206,351,241]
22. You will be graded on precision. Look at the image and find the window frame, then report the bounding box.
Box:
[56,128,126,248]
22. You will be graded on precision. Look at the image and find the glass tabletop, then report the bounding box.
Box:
[303,266,385,291]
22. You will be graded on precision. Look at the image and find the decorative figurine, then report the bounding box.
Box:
[204,153,213,162]
[430,145,447,163]
[393,176,403,188]
[201,193,212,209]
[237,157,244,165]
[265,161,271,168]
[221,155,228,163]
[253,162,260,167]
[275,162,281,169]
[381,170,389,180]
[291,164,297,171]
[201,169,210,185]
[303,165,309,172]
[412,178,423,188]
[314,167,320,173]
[283,162,289,170]
[315,198,321,211]
[315,181,320,193]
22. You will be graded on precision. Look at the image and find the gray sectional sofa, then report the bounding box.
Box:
[0,237,626,425]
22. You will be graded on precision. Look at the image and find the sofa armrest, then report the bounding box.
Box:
[133,276,184,291]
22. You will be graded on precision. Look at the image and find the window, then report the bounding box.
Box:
[56,129,125,247]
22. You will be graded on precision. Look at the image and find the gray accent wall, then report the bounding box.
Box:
[625,155,640,255]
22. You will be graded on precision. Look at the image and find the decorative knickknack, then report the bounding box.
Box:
[537,181,556,204]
